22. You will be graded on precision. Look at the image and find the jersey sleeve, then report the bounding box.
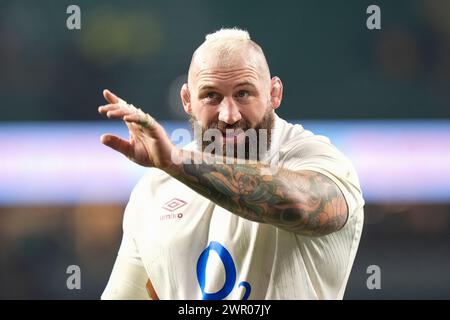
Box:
[101,175,151,299]
[117,192,141,259]
[279,136,365,222]
[101,255,151,300]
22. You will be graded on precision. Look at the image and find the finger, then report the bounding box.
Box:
[124,113,157,130]
[123,113,141,123]
[98,104,121,114]
[100,134,133,157]
[103,89,121,104]
[106,108,134,119]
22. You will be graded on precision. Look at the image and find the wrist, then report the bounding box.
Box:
[163,147,184,176]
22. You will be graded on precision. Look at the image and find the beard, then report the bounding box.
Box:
[189,107,275,161]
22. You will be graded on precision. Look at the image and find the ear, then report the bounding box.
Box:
[270,76,283,109]
[180,83,191,114]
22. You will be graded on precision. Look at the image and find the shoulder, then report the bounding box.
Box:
[276,118,365,221]
[130,168,169,197]
[276,117,343,162]
[124,168,173,231]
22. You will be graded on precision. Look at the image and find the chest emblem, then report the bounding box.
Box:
[196,241,251,300]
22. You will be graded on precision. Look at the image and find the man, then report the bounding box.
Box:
[99,28,364,300]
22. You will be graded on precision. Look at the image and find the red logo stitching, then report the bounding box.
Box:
[162,198,187,212]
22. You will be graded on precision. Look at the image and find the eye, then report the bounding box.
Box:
[236,90,249,98]
[206,92,220,100]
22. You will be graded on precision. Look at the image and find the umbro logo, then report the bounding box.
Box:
[160,198,187,221]
[162,198,187,212]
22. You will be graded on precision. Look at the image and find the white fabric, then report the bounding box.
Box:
[101,256,151,300]
[103,114,365,300]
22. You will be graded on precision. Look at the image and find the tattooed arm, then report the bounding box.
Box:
[97,90,347,236]
[166,150,348,237]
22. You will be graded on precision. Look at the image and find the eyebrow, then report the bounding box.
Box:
[198,81,257,92]
[198,85,217,92]
[235,81,257,89]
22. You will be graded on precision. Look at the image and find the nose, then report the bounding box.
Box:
[217,97,242,125]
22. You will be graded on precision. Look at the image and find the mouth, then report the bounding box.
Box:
[220,130,246,144]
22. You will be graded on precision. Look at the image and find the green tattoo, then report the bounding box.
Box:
[169,151,348,236]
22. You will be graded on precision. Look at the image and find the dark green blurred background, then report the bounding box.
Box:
[0,0,449,300]
[1,0,449,121]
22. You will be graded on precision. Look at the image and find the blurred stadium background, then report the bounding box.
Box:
[0,0,449,299]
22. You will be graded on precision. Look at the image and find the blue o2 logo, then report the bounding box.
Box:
[196,241,251,300]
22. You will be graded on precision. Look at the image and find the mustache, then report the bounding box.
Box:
[189,110,274,160]
[205,119,251,133]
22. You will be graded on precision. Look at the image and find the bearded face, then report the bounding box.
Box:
[183,39,283,159]
[190,108,274,161]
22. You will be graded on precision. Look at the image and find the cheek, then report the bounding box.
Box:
[194,105,217,124]
[240,100,268,126]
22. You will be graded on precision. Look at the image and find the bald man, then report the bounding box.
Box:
[99,28,364,300]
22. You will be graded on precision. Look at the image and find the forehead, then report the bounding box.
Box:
[195,67,260,89]
[190,49,265,89]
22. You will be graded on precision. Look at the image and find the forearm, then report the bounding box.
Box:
[166,150,348,236]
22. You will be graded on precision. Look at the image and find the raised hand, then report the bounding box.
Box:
[98,89,178,170]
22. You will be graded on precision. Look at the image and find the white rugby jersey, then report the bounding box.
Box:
[102,114,365,300]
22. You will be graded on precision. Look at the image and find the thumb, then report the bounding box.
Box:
[100,134,133,158]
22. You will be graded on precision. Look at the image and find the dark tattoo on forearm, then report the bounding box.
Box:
[171,151,348,236]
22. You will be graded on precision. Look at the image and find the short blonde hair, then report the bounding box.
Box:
[189,27,270,82]
[200,28,252,64]
[204,28,251,42]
